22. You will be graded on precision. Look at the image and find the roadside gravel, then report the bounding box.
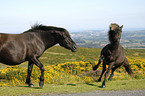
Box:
[43,90,145,96]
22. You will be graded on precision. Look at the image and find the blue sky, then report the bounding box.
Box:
[0,0,145,33]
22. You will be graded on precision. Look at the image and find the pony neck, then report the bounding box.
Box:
[40,32,57,49]
[110,40,120,50]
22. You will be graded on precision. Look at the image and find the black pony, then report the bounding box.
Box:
[0,24,77,88]
[93,23,133,88]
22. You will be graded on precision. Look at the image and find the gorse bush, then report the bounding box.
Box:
[0,57,145,86]
[0,61,94,86]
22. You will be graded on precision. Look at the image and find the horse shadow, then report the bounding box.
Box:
[67,84,76,86]
[17,83,101,89]
[18,86,42,89]
[85,83,97,86]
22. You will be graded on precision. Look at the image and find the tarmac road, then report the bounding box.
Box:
[44,90,145,96]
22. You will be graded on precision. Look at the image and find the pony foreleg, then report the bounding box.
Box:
[93,55,103,70]
[102,63,114,88]
[31,56,45,88]
[26,61,34,87]
[93,59,101,70]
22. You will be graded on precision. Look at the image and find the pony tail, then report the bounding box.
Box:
[124,64,133,75]
[123,57,133,75]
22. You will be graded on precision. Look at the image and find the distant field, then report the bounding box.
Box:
[71,30,145,48]
[0,46,145,69]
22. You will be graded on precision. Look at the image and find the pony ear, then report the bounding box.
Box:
[120,25,123,29]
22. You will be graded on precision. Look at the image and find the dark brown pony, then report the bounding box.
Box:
[93,23,133,88]
[0,24,77,88]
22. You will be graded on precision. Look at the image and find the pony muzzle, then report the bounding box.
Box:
[72,45,77,52]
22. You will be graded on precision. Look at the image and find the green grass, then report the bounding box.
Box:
[125,49,145,59]
[0,79,145,96]
[40,46,101,65]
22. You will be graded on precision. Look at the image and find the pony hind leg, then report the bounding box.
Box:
[26,61,34,87]
[108,64,122,81]
[98,62,106,82]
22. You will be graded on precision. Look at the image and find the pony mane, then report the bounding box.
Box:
[109,23,119,30]
[109,23,119,27]
[24,24,67,33]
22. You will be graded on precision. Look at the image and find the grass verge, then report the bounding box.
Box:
[0,79,145,96]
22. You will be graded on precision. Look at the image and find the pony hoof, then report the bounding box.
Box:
[101,85,105,88]
[39,81,44,88]
[29,84,34,87]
